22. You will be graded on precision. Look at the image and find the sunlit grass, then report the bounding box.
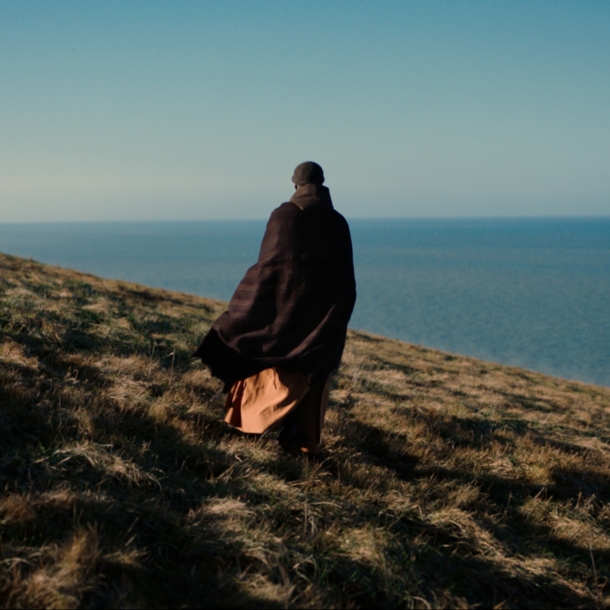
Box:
[1,252,609,608]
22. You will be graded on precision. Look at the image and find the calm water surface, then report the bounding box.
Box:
[1,217,608,387]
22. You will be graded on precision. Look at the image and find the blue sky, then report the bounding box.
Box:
[1,0,609,221]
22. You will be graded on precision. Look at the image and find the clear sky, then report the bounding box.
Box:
[1,0,609,221]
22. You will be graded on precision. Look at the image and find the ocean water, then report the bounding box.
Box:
[1,217,608,387]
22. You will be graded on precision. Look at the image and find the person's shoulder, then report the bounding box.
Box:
[331,208,348,222]
[329,208,351,231]
[270,201,299,219]
[266,202,300,228]
[269,200,349,232]
[279,201,300,213]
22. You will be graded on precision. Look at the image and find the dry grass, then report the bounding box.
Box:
[1,251,609,608]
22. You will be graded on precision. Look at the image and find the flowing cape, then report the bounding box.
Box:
[194,185,356,389]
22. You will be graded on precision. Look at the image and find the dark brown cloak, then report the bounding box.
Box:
[193,184,356,390]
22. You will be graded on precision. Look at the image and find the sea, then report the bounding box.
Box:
[1,217,608,387]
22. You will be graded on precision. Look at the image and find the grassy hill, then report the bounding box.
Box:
[1,251,609,609]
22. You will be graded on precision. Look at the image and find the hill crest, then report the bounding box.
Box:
[1,252,609,608]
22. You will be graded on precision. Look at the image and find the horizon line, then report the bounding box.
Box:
[2,214,610,226]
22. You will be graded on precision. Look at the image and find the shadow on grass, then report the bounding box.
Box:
[336,416,606,608]
[0,365,287,608]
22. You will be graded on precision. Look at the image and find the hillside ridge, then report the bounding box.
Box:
[1,252,609,608]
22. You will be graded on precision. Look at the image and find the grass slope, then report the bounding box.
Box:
[1,251,609,609]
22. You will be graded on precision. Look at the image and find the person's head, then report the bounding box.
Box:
[292,161,324,187]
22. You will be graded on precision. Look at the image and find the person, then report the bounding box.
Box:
[193,162,356,455]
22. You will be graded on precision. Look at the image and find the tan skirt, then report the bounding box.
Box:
[224,367,330,454]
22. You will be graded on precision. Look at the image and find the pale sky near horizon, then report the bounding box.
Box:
[1,0,609,222]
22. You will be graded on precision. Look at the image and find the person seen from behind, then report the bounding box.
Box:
[193,162,356,455]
